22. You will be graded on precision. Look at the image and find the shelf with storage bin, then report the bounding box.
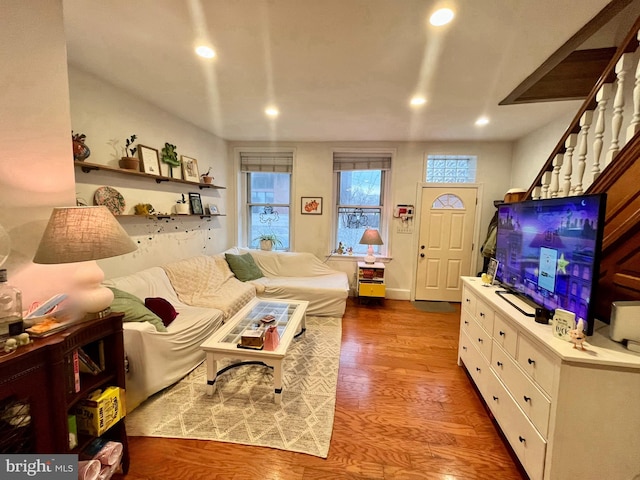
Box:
[74,160,225,190]
[357,261,385,300]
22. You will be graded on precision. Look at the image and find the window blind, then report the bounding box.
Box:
[240,152,293,173]
[333,152,391,171]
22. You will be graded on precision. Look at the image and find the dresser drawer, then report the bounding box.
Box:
[467,317,492,362]
[485,370,546,480]
[475,298,495,333]
[493,313,517,357]
[492,342,550,437]
[358,283,385,297]
[462,287,477,315]
[517,335,556,396]
[459,330,490,397]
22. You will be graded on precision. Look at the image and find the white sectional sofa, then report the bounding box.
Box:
[104,249,348,411]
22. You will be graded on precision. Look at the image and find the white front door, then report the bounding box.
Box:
[415,186,478,302]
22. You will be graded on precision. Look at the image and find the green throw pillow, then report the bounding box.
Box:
[225,253,264,282]
[108,287,167,332]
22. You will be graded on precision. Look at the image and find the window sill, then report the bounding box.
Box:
[324,254,391,263]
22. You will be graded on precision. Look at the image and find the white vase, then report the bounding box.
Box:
[260,239,273,251]
[175,203,190,215]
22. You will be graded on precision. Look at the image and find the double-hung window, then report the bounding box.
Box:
[333,152,391,256]
[241,152,293,250]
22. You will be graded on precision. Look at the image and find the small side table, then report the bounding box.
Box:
[357,261,385,303]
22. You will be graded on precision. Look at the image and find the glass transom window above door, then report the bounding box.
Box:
[425,155,477,183]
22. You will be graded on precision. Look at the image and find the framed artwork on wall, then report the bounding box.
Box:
[301,196,322,215]
[181,156,200,182]
[188,192,204,215]
[138,145,161,175]
[208,204,219,215]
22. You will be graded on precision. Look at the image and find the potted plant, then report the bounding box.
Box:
[175,193,189,214]
[119,134,139,170]
[161,142,180,177]
[200,167,214,184]
[253,233,283,251]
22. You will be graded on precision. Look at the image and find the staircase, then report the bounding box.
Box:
[525,16,640,322]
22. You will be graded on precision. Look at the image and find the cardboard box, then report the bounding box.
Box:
[74,386,126,436]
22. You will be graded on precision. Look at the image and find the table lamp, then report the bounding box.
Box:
[33,206,137,316]
[359,228,383,264]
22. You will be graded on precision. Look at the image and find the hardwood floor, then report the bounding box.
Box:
[123,298,526,480]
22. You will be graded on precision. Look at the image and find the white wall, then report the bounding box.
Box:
[68,67,232,279]
[0,0,79,305]
[228,140,513,298]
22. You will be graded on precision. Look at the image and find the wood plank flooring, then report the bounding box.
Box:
[123,298,527,479]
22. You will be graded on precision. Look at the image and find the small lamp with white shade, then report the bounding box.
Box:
[358,228,383,264]
[33,206,137,316]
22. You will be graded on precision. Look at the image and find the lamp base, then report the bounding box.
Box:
[363,254,376,264]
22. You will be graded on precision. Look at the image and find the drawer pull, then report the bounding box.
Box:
[466,298,471,303]
[524,396,531,403]
[496,361,503,367]
[528,358,535,365]
[499,330,505,336]
[477,338,483,343]
[476,367,481,373]
[518,436,526,443]
[462,346,467,351]
[479,312,485,317]
[464,320,469,325]
[492,396,498,401]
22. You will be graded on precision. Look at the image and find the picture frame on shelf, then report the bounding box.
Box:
[301,196,322,215]
[189,192,204,215]
[181,156,199,182]
[208,204,219,215]
[138,145,161,175]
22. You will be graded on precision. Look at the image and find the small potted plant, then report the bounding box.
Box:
[200,167,214,184]
[253,233,283,251]
[119,134,139,170]
[72,131,91,162]
[175,193,189,215]
[161,142,180,177]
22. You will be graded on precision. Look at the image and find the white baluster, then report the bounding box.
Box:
[574,110,593,195]
[606,53,633,164]
[532,186,541,200]
[626,30,640,142]
[550,154,563,198]
[562,134,577,197]
[541,171,552,199]
[592,83,612,182]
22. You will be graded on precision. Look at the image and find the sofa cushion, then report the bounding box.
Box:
[108,287,167,332]
[144,297,179,327]
[225,253,264,282]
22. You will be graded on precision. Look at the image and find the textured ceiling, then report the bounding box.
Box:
[63,0,619,142]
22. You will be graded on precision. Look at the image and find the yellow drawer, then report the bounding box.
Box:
[359,283,385,297]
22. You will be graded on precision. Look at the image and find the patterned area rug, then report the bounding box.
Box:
[126,316,341,458]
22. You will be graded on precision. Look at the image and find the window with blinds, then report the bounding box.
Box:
[333,152,391,255]
[240,152,293,250]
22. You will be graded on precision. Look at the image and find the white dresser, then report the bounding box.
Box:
[458,276,640,480]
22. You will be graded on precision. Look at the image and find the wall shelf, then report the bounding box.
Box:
[116,214,226,220]
[74,160,226,190]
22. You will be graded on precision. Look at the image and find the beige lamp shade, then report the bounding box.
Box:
[33,206,137,314]
[358,228,383,264]
[33,206,137,264]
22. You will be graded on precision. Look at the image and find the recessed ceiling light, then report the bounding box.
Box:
[410,96,427,106]
[475,116,490,126]
[195,45,216,59]
[429,8,454,26]
[265,107,279,117]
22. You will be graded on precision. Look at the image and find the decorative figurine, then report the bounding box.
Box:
[569,318,587,351]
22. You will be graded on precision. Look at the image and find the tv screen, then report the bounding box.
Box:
[494,193,606,335]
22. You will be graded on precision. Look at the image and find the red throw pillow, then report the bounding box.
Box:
[144,297,178,327]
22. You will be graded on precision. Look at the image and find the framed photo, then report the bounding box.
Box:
[181,156,199,182]
[486,258,499,284]
[188,192,204,215]
[138,145,160,175]
[208,204,219,215]
[301,196,322,215]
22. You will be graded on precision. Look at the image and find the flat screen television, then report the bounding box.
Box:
[494,193,607,335]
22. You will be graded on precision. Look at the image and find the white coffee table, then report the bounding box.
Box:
[200,297,308,404]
